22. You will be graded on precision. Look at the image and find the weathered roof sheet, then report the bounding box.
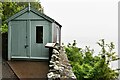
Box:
[6,6,62,27]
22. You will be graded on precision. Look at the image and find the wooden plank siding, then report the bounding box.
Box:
[6,6,62,60]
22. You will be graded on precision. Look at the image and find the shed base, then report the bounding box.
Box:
[10,56,49,60]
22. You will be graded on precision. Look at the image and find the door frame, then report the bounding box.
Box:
[8,20,49,60]
[8,20,30,60]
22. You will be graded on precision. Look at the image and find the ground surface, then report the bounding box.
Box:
[2,59,18,80]
[2,59,49,80]
[8,61,49,79]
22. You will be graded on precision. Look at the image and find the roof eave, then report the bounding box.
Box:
[5,7,28,22]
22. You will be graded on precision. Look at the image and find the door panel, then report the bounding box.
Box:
[31,21,49,58]
[11,21,27,57]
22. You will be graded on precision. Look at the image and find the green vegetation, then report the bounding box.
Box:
[65,39,120,80]
[0,1,43,33]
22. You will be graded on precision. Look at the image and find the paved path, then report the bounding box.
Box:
[2,59,18,79]
[0,33,2,79]
[0,57,1,79]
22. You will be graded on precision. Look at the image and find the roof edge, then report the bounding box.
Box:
[5,7,28,22]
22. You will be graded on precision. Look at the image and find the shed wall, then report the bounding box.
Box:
[7,7,60,60]
[15,11,44,20]
[52,23,61,45]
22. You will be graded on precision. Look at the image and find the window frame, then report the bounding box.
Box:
[36,26,43,44]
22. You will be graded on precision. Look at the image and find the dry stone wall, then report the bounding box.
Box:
[47,45,76,80]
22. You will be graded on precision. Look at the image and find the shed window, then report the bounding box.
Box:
[36,26,43,43]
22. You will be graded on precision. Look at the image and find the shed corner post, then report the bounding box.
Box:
[8,21,11,60]
[59,26,62,47]
[51,23,54,43]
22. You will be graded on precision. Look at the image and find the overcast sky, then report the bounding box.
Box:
[40,0,118,53]
[40,0,119,69]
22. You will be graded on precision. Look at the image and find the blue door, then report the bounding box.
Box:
[11,20,49,59]
[11,21,29,58]
[30,21,49,59]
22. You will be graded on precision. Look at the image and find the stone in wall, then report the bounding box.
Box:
[47,45,76,80]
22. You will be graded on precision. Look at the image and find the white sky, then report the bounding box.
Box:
[40,0,119,68]
[40,0,118,51]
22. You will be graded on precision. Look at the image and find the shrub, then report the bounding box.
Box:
[65,39,119,80]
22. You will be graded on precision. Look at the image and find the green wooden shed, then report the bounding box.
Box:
[6,6,62,60]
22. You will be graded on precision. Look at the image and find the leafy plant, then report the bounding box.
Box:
[0,1,43,33]
[65,39,119,80]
